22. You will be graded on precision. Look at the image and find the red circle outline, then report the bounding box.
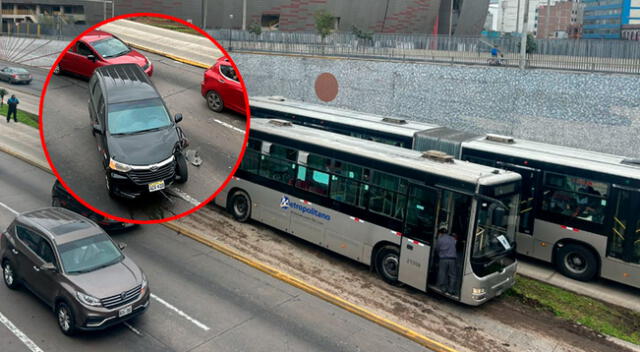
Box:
[39,13,251,225]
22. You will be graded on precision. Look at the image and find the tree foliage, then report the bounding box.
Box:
[248,22,262,36]
[314,10,335,41]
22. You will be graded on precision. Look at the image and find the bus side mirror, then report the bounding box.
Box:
[174,113,183,123]
[87,54,97,62]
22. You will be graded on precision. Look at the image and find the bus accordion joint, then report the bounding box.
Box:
[422,150,454,163]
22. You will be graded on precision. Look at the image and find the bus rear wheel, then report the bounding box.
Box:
[229,191,251,222]
[556,244,598,281]
[375,245,400,285]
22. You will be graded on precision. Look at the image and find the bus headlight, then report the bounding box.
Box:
[471,288,487,300]
[109,158,132,172]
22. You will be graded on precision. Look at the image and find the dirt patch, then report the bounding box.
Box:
[176,205,634,352]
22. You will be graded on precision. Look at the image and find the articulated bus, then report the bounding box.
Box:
[250,96,640,288]
[216,119,522,305]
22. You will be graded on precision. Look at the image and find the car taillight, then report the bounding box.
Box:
[12,74,17,79]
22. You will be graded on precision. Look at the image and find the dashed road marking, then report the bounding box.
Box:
[0,311,44,352]
[150,293,210,331]
[167,187,202,207]
[124,322,143,337]
[213,119,245,134]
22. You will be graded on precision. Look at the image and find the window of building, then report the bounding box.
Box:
[261,14,280,30]
[258,144,297,184]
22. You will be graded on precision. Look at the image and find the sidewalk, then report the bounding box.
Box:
[99,20,223,68]
[0,83,39,115]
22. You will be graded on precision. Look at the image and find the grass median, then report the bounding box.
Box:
[509,275,640,345]
[0,105,39,128]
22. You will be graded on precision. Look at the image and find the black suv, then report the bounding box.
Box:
[88,63,188,199]
[51,180,136,232]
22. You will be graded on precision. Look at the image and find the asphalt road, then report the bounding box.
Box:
[0,59,47,97]
[41,51,247,221]
[0,150,428,352]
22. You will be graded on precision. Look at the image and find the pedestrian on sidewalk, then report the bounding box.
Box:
[7,94,19,123]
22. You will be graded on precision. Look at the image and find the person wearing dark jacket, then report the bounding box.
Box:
[6,95,19,123]
[435,227,458,295]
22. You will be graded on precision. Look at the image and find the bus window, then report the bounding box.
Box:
[607,190,629,261]
[330,174,363,207]
[541,173,608,224]
[296,166,329,196]
[404,185,439,244]
[367,171,407,220]
[239,139,262,174]
[258,144,297,184]
[633,220,640,264]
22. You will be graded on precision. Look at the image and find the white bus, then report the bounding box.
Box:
[216,119,522,305]
[251,96,640,289]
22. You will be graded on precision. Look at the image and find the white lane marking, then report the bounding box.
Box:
[167,187,201,207]
[150,293,210,331]
[124,322,143,337]
[214,119,245,134]
[0,311,44,352]
[0,201,19,215]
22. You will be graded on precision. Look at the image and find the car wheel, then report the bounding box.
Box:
[56,302,76,336]
[375,245,400,285]
[175,152,188,184]
[53,65,61,75]
[556,244,598,281]
[2,260,19,289]
[228,191,251,222]
[206,91,224,112]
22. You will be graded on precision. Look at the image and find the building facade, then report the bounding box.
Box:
[622,23,640,38]
[535,1,583,38]
[1,0,492,35]
[583,0,640,39]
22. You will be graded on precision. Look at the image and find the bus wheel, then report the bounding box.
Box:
[229,191,251,222]
[375,245,400,285]
[556,244,598,281]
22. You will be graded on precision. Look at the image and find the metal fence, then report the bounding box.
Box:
[208,29,640,74]
[1,22,88,40]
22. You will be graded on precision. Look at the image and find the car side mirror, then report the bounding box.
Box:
[174,113,183,123]
[87,54,97,62]
[40,262,56,272]
[92,124,103,135]
[118,242,127,250]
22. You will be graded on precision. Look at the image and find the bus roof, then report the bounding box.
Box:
[250,96,439,138]
[464,136,640,181]
[252,119,520,187]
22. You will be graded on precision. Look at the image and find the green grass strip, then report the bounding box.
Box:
[0,105,39,128]
[509,275,640,345]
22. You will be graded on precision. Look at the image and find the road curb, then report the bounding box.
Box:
[0,143,50,173]
[125,42,211,69]
[162,221,459,352]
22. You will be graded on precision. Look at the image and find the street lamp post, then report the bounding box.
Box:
[228,14,234,50]
[448,0,454,37]
[242,0,246,31]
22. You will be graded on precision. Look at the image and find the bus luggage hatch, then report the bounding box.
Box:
[399,237,430,291]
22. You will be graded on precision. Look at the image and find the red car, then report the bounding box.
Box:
[55,30,152,79]
[201,57,245,115]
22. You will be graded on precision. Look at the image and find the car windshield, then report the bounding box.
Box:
[92,37,131,58]
[108,98,172,135]
[58,233,123,274]
[472,193,518,259]
[12,68,28,74]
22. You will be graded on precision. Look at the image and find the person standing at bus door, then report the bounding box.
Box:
[435,227,458,296]
[6,94,19,123]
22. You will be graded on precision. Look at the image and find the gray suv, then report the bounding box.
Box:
[0,207,150,335]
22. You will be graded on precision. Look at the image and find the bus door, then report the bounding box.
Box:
[399,184,439,291]
[607,186,640,265]
[496,162,540,255]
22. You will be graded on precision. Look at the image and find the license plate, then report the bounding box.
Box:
[118,305,132,317]
[148,180,165,192]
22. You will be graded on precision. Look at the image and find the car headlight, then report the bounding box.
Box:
[109,158,132,172]
[77,291,102,307]
[140,276,148,295]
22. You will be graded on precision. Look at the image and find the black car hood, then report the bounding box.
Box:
[107,127,178,165]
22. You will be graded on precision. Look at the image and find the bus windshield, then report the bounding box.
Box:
[471,192,519,276]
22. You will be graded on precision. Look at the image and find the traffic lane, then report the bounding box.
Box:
[117,224,427,352]
[0,59,48,96]
[0,152,426,352]
[0,153,171,352]
[141,51,245,203]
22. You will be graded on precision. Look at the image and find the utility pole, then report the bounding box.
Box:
[516,0,521,32]
[242,0,246,30]
[202,0,207,30]
[448,0,454,37]
[519,0,530,69]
